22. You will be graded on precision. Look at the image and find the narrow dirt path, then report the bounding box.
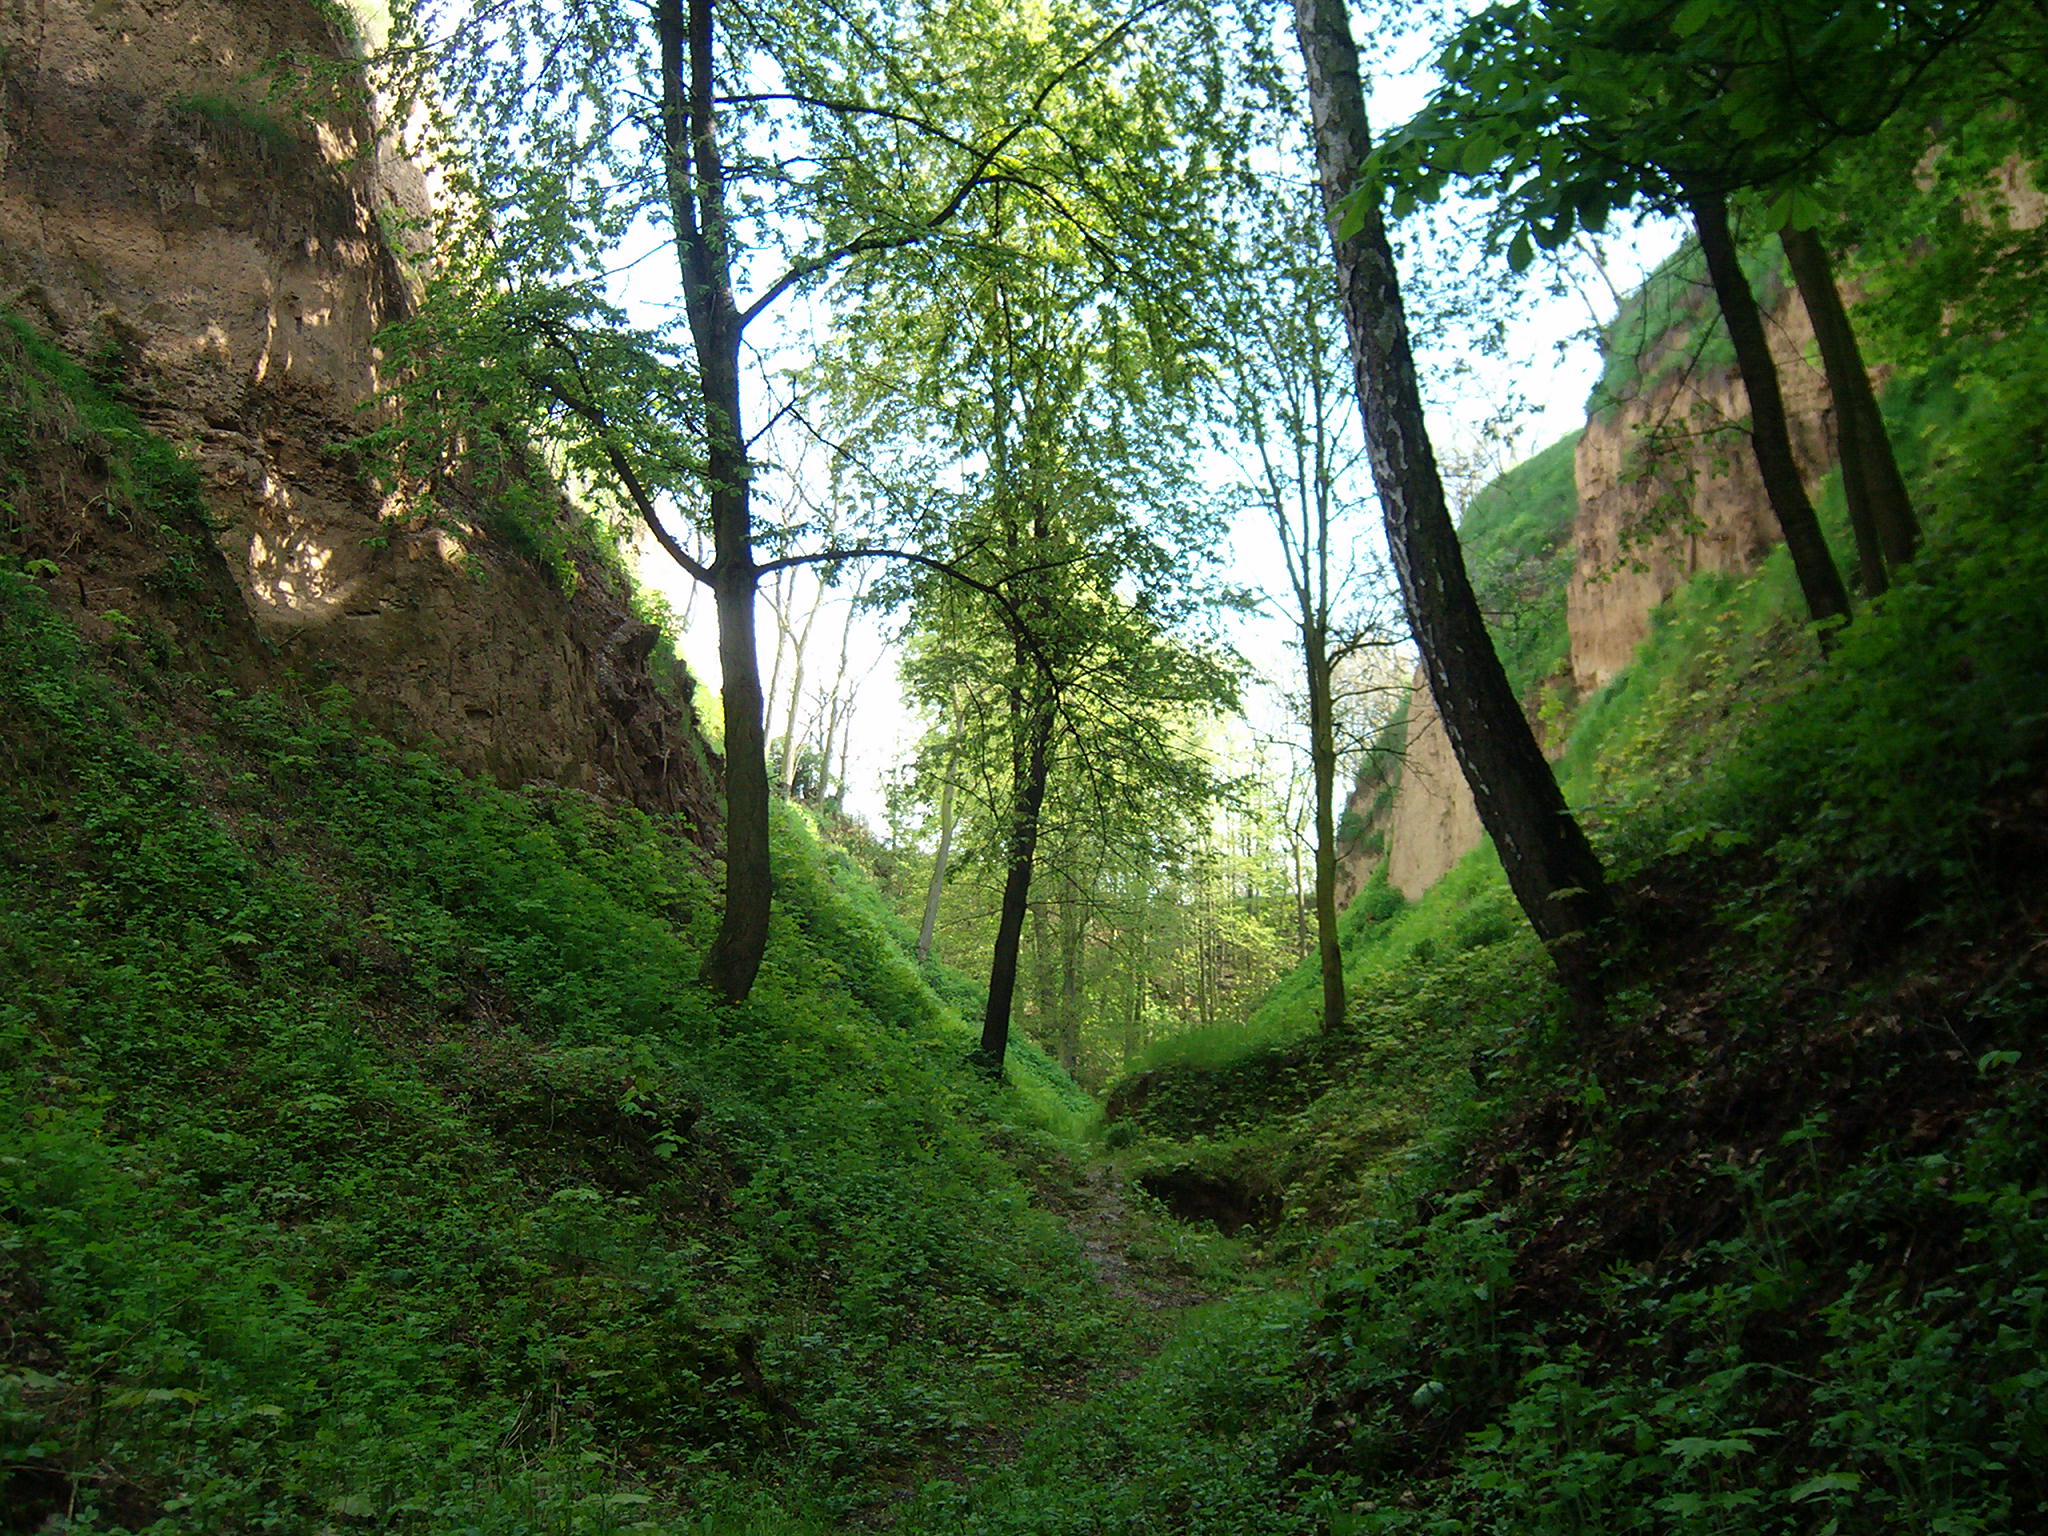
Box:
[858,1157,1233,1524]
[1059,1161,1212,1316]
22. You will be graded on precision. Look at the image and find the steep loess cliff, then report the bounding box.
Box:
[1373,669,1485,903]
[1345,262,1841,899]
[1569,260,1837,692]
[0,0,718,828]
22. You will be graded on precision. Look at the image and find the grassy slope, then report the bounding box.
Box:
[0,324,1120,1535]
[1586,237,1790,423]
[7,214,2047,1536]
[915,474,2048,1526]
[1277,452,2048,1531]
[1010,285,2048,1534]
[1458,430,1583,704]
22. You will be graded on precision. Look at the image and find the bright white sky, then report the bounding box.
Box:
[614,9,1682,828]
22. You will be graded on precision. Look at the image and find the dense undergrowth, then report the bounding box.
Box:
[0,557,1140,1532]
[7,133,2048,1535]
[0,330,1140,1534]
[1039,307,2048,1535]
[879,450,2044,1531]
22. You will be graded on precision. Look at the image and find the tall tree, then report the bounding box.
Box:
[376,0,1204,1002]
[1369,0,1997,615]
[804,37,1241,1065]
[900,498,1232,1069]
[912,704,964,966]
[1216,176,1393,1035]
[1293,0,1612,989]
[805,567,875,808]
[765,571,828,799]
[1683,191,1849,625]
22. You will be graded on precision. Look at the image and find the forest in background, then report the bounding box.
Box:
[3,0,2047,1530]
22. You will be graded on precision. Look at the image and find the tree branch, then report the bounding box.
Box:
[527,371,713,585]
[753,544,1074,683]
[735,0,1165,331]
[716,92,985,157]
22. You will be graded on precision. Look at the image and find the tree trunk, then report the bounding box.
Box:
[1291,831,1310,958]
[1778,225,1919,586]
[1123,919,1145,1070]
[1032,898,1058,1046]
[978,691,1054,1069]
[777,601,815,798]
[832,717,853,808]
[813,569,869,806]
[1197,869,1216,1028]
[703,541,772,1001]
[1689,195,1853,631]
[762,574,789,753]
[1058,896,1083,1076]
[1293,0,1610,990]
[778,650,809,796]
[1305,629,1346,1033]
[657,0,771,1002]
[915,734,960,964]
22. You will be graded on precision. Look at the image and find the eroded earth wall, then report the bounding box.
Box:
[1345,281,1839,899]
[0,0,718,827]
[1568,284,1836,693]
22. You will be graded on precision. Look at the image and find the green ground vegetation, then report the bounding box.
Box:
[0,317,1170,1532]
[1030,220,2048,1533]
[6,71,2048,1536]
[0,317,219,610]
[0,555,1133,1530]
[1457,431,1583,703]
[903,304,2048,1530]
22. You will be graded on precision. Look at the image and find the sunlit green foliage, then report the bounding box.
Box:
[0,542,1114,1529]
[1368,0,2001,263]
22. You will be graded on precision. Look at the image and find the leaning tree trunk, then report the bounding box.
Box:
[1689,194,1852,632]
[1778,225,1920,588]
[1293,0,1610,990]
